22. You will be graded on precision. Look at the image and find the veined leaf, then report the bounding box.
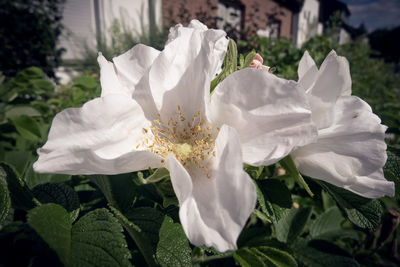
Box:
[243,50,257,69]
[28,204,132,267]
[32,183,79,213]
[0,175,11,223]
[320,181,383,229]
[110,206,157,267]
[0,162,36,210]
[71,208,132,266]
[27,204,71,265]
[234,248,267,267]
[253,246,297,267]
[309,207,343,238]
[275,207,312,243]
[125,207,164,248]
[156,216,191,267]
[291,238,359,267]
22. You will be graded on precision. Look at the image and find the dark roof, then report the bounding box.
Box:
[273,0,304,13]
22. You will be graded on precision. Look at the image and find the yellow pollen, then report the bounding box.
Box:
[140,108,220,179]
[173,143,193,159]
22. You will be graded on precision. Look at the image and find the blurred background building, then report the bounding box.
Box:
[60,0,362,61]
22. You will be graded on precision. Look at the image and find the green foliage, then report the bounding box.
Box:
[320,181,384,229]
[0,162,36,210]
[238,37,301,79]
[0,174,11,224]
[71,208,132,267]
[27,204,72,265]
[28,204,132,267]
[32,183,79,213]
[274,207,312,243]
[156,216,192,267]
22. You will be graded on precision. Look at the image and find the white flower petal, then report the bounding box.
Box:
[298,51,318,91]
[307,50,352,129]
[209,68,317,166]
[34,94,162,175]
[292,96,394,198]
[133,20,228,121]
[97,53,130,97]
[167,125,256,252]
[113,44,160,90]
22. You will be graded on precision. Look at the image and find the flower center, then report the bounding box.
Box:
[137,105,218,177]
[173,143,193,159]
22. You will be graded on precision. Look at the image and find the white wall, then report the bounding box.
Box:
[59,0,96,60]
[294,0,320,48]
[100,0,162,44]
[59,0,162,61]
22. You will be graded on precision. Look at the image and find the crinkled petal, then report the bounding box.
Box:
[97,53,130,97]
[113,44,160,90]
[34,94,162,175]
[306,50,352,129]
[292,96,394,198]
[298,51,318,91]
[209,68,317,166]
[133,20,228,122]
[167,125,256,252]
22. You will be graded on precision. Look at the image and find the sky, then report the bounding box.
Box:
[340,0,400,32]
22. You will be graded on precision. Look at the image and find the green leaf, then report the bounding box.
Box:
[210,39,238,92]
[74,76,98,90]
[226,38,238,73]
[254,246,298,267]
[0,162,36,210]
[243,50,257,68]
[257,179,292,208]
[384,150,400,198]
[24,162,71,188]
[27,204,72,265]
[320,181,383,229]
[291,238,359,267]
[9,115,42,141]
[156,216,191,267]
[28,204,132,267]
[90,173,160,213]
[385,150,400,178]
[125,207,164,248]
[71,208,132,267]
[384,170,400,199]
[309,207,343,238]
[155,179,178,208]
[32,183,79,212]
[275,207,312,243]
[5,105,41,118]
[0,175,11,223]
[110,206,157,267]
[255,181,287,223]
[4,150,33,176]
[280,156,313,197]
[234,248,267,267]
